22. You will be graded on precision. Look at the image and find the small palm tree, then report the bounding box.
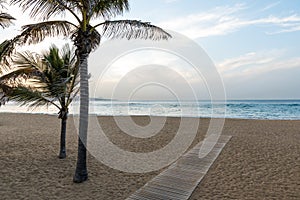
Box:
[10,0,171,183]
[1,44,79,159]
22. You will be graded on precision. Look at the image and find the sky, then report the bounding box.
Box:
[2,0,300,100]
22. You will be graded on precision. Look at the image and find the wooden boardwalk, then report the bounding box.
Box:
[126,135,232,200]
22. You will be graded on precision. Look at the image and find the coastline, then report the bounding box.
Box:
[0,113,299,199]
[1,99,300,120]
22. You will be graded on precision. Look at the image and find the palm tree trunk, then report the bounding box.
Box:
[73,53,89,183]
[58,115,67,159]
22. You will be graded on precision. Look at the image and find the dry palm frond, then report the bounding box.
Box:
[99,20,172,41]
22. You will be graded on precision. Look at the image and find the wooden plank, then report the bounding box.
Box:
[126,135,232,200]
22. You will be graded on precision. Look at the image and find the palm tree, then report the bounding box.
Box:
[1,44,79,159]
[10,0,171,183]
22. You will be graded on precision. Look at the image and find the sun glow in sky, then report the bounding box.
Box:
[2,0,300,100]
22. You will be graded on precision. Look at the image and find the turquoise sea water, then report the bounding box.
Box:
[1,100,300,120]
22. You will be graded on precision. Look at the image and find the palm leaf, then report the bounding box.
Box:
[7,85,59,108]
[0,83,10,106]
[1,51,42,86]
[1,21,76,69]
[10,0,81,21]
[99,20,172,40]
[0,40,13,62]
[0,67,39,83]
[8,51,48,83]
[19,21,77,45]
[13,51,45,69]
[0,35,26,67]
[43,46,65,73]
[92,0,129,19]
[0,40,13,72]
[0,12,15,28]
[0,0,15,28]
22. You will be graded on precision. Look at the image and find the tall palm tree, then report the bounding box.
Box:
[1,44,79,159]
[10,0,171,183]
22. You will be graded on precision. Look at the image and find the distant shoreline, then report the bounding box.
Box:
[0,112,300,121]
[1,99,300,120]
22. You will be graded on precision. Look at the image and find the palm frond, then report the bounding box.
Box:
[0,34,26,67]
[19,21,77,45]
[0,40,13,72]
[1,51,43,86]
[92,0,129,19]
[1,50,56,87]
[0,83,10,106]
[13,51,45,69]
[0,40,12,62]
[0,67,39,83]
[0,0,15,28]
[10,51,48,84]
[10,0,81,21]
[0,82,11,94]
[99,20,172,41]
[0,12,15,28]
[43,45,64,72]
[7,85,59,108]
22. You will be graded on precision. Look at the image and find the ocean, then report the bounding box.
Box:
[0,99,300,120]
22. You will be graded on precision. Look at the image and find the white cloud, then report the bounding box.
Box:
[164,0,180,3]
[260,1,281,12]
[216,50,300,99]
[158,4,300,38]
[217,50,300,78]
[159,4,246,38]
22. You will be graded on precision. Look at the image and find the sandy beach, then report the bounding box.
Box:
[0,113,299,199]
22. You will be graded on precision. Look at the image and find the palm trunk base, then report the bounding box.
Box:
[58,116,67,159]
[73,169,88,183]
[73,136,88,183]
[58,150,66,159]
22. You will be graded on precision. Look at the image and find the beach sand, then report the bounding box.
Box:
[0,113,299,199]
